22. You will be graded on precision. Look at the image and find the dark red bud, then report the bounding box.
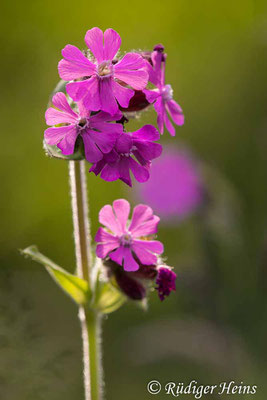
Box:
[115,270,146,300]
[119,90,150,113]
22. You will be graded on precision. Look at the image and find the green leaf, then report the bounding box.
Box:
[21,245,90,305]
[94,281,126,314]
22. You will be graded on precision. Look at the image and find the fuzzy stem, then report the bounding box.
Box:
[69,160,103,400]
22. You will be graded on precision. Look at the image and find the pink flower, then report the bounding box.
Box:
[95,199,164,271]
[144,44,184,136]
[135,147,204,221]
[90,125,162,186]
[44,92,123,163]
[58,27,149,115]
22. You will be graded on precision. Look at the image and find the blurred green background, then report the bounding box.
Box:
[1,0,267,399]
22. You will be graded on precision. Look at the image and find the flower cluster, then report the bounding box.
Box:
[44,27,184,186]
[95,199,176,301]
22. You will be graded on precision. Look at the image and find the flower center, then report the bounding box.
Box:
[120,233,132,247]
[120,145,137,157]
[77,118,90,132]
[98,61,113,77]
[161,84,173,102]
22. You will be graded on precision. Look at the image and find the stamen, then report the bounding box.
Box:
[120,233,132,246]
[98,61,113,77]
[161,84,173,102]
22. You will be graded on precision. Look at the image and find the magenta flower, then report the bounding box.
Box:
[144,44,184,136]
[58,27,148,115]
[135,147,203,221]
[90,125,162,186]
[95,199,164,271]
[44,92,123,163]
[156,267,177,301]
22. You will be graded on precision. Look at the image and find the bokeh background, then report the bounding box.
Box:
[1,0,267,399]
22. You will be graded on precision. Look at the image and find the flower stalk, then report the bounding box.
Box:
[69,160,103,400]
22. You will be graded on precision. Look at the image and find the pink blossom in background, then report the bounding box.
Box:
[95,199,164,271]
[58,27,148,115]
[135,147,204,221]
[90,125,162,186]
[44,92,123,162]
[144,44,184,136]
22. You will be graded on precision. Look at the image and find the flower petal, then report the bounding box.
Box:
[115,133,132,154]
[56,127,79,155]
[99,204,120,235]
[115,52,146,70]
[52,92,78,117]
[114,69,148,90]
[110,247,139,271]
[154,97,165,134]
[166,99,184,126]
[145,60,159,86]
[85,27,104,63]
[45,108,77,126]
[103,28,121,60]
[113,199,130,233]
[89,159,105,176]
[122,247,139,271]
[133,141,162,161]
[143,89,160,103]
[131,124,160,141]
[131,241,158,265]
[129,204,153,233]
[131,215,160,237]
[79,77,101,111]
[95,228,119,258]
[112,80,134,108]
[66,79,91,102]
[100,163,120,182]
[99,78,118,115]
[92,121,123,135]
[114,53,148,90]
[129,158,149,183]
[164,112,176,136]
[87,129,118,154]
[96,243,119,258]
[95,227,118,243]
[82,132,103,163]
[118,157,132,187]
[58,45,96,80]
[44,125,75,146]
[89,110,122,124]
[133,239,164,254]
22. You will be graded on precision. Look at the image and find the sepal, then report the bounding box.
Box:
[91,262,126,314]
[94,279,126,314]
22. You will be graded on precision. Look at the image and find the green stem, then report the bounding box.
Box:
[69,160,103,400]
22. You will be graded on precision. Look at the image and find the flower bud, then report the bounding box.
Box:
[155,266,177,301]
[119,90,150,113]
[115,269,146,300]
[103,259,153,301]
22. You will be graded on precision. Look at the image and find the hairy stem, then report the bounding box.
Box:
[69,160,103,400]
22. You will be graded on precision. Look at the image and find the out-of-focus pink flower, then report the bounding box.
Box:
[90,125,162,186]
[95,199,164,271]
[156,266,177,301]
[58,27,148,115]
[44,92,123,162]
[144,44,184,136]
[136,147,204,221]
